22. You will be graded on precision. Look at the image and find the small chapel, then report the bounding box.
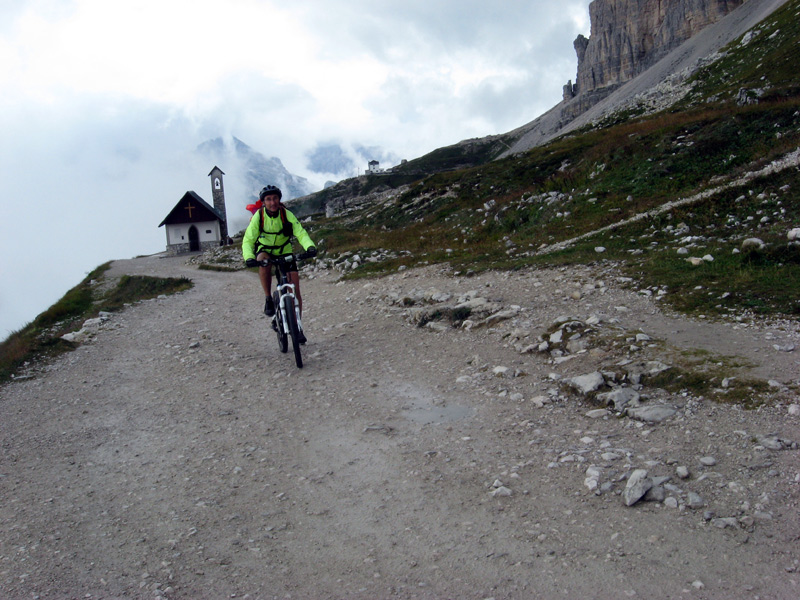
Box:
[159,166,230,255]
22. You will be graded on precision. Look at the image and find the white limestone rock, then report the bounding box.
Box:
[623,469,652,506]
[742,237,766,250]
[626,404,678,423]
[566,372,605,395]
[597,388,641,411]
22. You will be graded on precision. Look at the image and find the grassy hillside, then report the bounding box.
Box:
[305,0,800,319]
[0,266,192,383]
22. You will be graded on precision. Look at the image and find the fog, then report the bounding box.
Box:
[0,0,591,337]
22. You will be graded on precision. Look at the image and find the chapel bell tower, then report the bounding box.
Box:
[208,166,229,242]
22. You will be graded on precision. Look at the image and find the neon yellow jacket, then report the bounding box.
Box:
[242,206,315,261]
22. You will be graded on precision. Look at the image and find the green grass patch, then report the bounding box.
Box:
[641,344,770,407]
[648,367,772,409]
[199,264,239,272]
[31,262,112,330]
[101,275,193,311]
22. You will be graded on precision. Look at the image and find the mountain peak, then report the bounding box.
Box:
[197,136,313,201]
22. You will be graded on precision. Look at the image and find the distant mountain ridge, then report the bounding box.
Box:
[196,136,314,201]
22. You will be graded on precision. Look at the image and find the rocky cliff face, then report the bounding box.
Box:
[502,0,786,157]
[563,0,745,112]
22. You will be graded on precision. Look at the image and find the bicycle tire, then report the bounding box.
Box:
[284,295,303,368]
[274,291,288,353]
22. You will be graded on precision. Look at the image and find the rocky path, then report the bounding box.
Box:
[1,253,799,599]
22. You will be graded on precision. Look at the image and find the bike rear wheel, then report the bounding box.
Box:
[273,291,287,353]
[283,295,303,368]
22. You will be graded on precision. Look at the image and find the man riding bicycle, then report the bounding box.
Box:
[243,185,316,342]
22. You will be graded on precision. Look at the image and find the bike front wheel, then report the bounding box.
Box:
[283,295,303,368]
[273,291,288,353]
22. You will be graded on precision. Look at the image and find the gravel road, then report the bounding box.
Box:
[1,252,799,599]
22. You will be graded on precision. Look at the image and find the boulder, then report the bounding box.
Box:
[741,238,766,251]
[623,469,652,506]
[566,372,606,395]
[597,387,640,411]
[626,404,678,423]
[623,360,670,384]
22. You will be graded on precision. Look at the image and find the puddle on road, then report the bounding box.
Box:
[402,402,473,425]
[390,381,474,425]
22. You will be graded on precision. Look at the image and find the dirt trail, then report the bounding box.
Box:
[1,253,799,599]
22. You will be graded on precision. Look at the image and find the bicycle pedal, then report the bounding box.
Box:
[271,319,278,332]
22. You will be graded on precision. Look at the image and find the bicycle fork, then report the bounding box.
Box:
[274,283,304,334]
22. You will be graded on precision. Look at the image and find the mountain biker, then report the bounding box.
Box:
[243,185,316,341]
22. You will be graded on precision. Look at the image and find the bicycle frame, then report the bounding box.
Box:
[258,251,312,368]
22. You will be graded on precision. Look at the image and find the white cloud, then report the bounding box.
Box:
[0,0,592,336]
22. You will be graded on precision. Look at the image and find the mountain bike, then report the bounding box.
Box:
[258,251,313,368]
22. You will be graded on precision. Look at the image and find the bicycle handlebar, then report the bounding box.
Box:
[253,250,315,268]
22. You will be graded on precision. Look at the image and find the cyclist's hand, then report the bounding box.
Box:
[245,258,259,268]
[305,247,317,258]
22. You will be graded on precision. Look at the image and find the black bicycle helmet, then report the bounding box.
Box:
[259,185,282,200]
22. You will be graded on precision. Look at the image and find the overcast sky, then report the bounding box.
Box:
[0,0,591,338]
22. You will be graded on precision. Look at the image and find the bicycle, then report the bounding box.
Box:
[257,251,314,368]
